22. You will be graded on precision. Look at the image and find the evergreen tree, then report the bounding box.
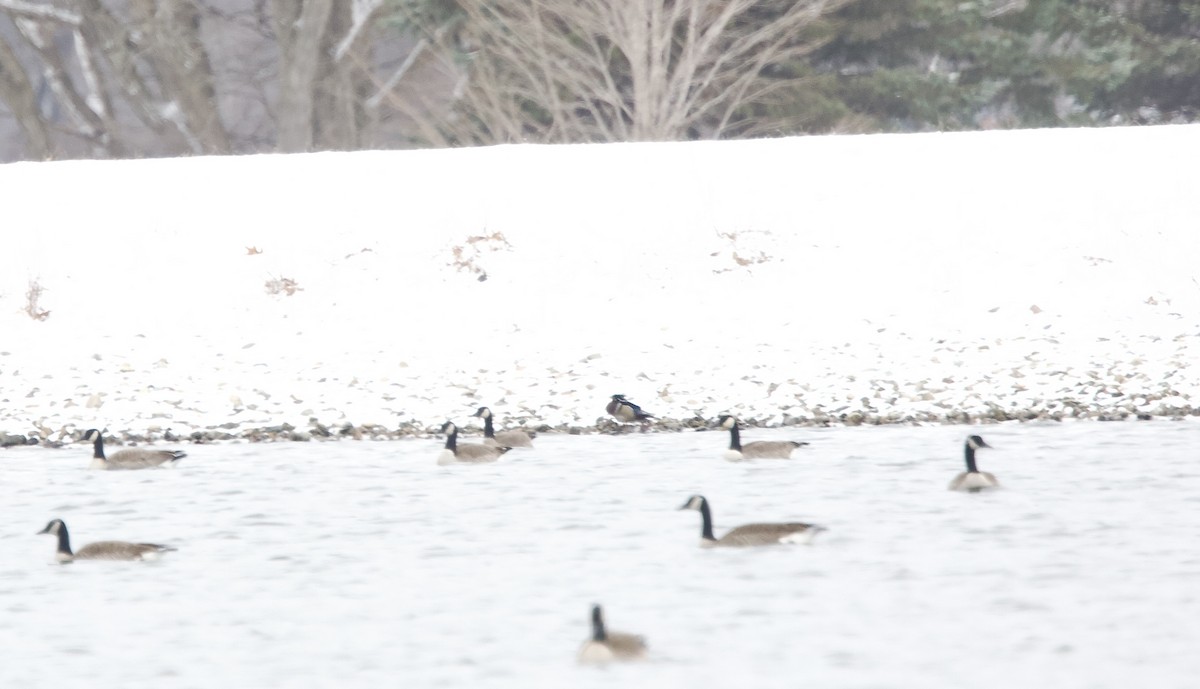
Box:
[803,0,1200,132]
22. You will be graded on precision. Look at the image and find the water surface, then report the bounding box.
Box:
[1,421,1197,688]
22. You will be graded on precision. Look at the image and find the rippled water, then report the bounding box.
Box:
[2,420,1198,688]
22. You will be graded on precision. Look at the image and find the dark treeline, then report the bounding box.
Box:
[804,0,1200,132]
[0,0,1196,161]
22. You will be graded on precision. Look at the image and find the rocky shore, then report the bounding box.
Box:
[4,397,1197,451]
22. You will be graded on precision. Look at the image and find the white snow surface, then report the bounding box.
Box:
[2,125,1198,441]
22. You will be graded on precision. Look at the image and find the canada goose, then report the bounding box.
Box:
[716,415,808,460]
[37,519,175,563]
[471,407,534,448]
[606,394,655,424]
[436,421,511,465]
[578,604,647,663]
[948,435,999,492]
[83,428,185,470]
[678,495,824,547]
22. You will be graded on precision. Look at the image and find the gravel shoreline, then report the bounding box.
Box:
[5,403,1197,449]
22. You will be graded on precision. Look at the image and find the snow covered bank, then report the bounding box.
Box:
[2,125,1198,444]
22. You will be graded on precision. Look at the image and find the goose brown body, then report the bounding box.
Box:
[716,415,807,460]
[472,407,534,448]
[83,429,185,470]
[37,519,175,563]
[578,605,646,663]
[437,421,511,464]
[679,495,824,547]
[948,435,999,492]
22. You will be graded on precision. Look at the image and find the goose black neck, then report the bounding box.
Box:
[698,500,716,541]
[92,434,106,460]
[727,423,742,451]
[482,416,496,439]
[964,443,979,473]
[55,524,73,556]
[444,428,457,452]
[591,607,607,641]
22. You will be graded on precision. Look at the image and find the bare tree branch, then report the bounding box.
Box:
[74,0,172,135]
[70,29,104,118]
[12,16,113,151]
[314,0,370,149]
[403,0,850,145]
[0,0,79,25]
[0,31,53,157]
[271,0,334,152]
[334,0,383,61]
[0,0,397,159]
[366,36,425,110]
[127,0,231,154]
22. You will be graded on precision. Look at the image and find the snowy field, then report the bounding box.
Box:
[1,124,1198,443]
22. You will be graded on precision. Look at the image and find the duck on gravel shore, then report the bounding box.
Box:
[606,394,655,425]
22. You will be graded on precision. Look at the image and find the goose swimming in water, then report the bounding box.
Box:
[577,604,647,663]
[436,421,511,464]
[948,435,999,492]
[679,495,824,547]
[37,519,176,563]
[83,428,186,470]
[716,415,808,460]
[472,407,534,448]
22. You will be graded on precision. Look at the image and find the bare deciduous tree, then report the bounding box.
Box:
[127,0,230,153]
[400,0,854,144]
[0,0,395,160]
[0,0,220,157]
[271,0,333,152]
[0,18,52,158]
[0,0,855,160]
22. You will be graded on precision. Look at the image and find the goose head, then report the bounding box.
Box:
[472,407,492,419]
[440,421,458,435]
[967,435,991,450]
[678,495,706,511]
[715,415,738,430]
[37,519,65,536]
